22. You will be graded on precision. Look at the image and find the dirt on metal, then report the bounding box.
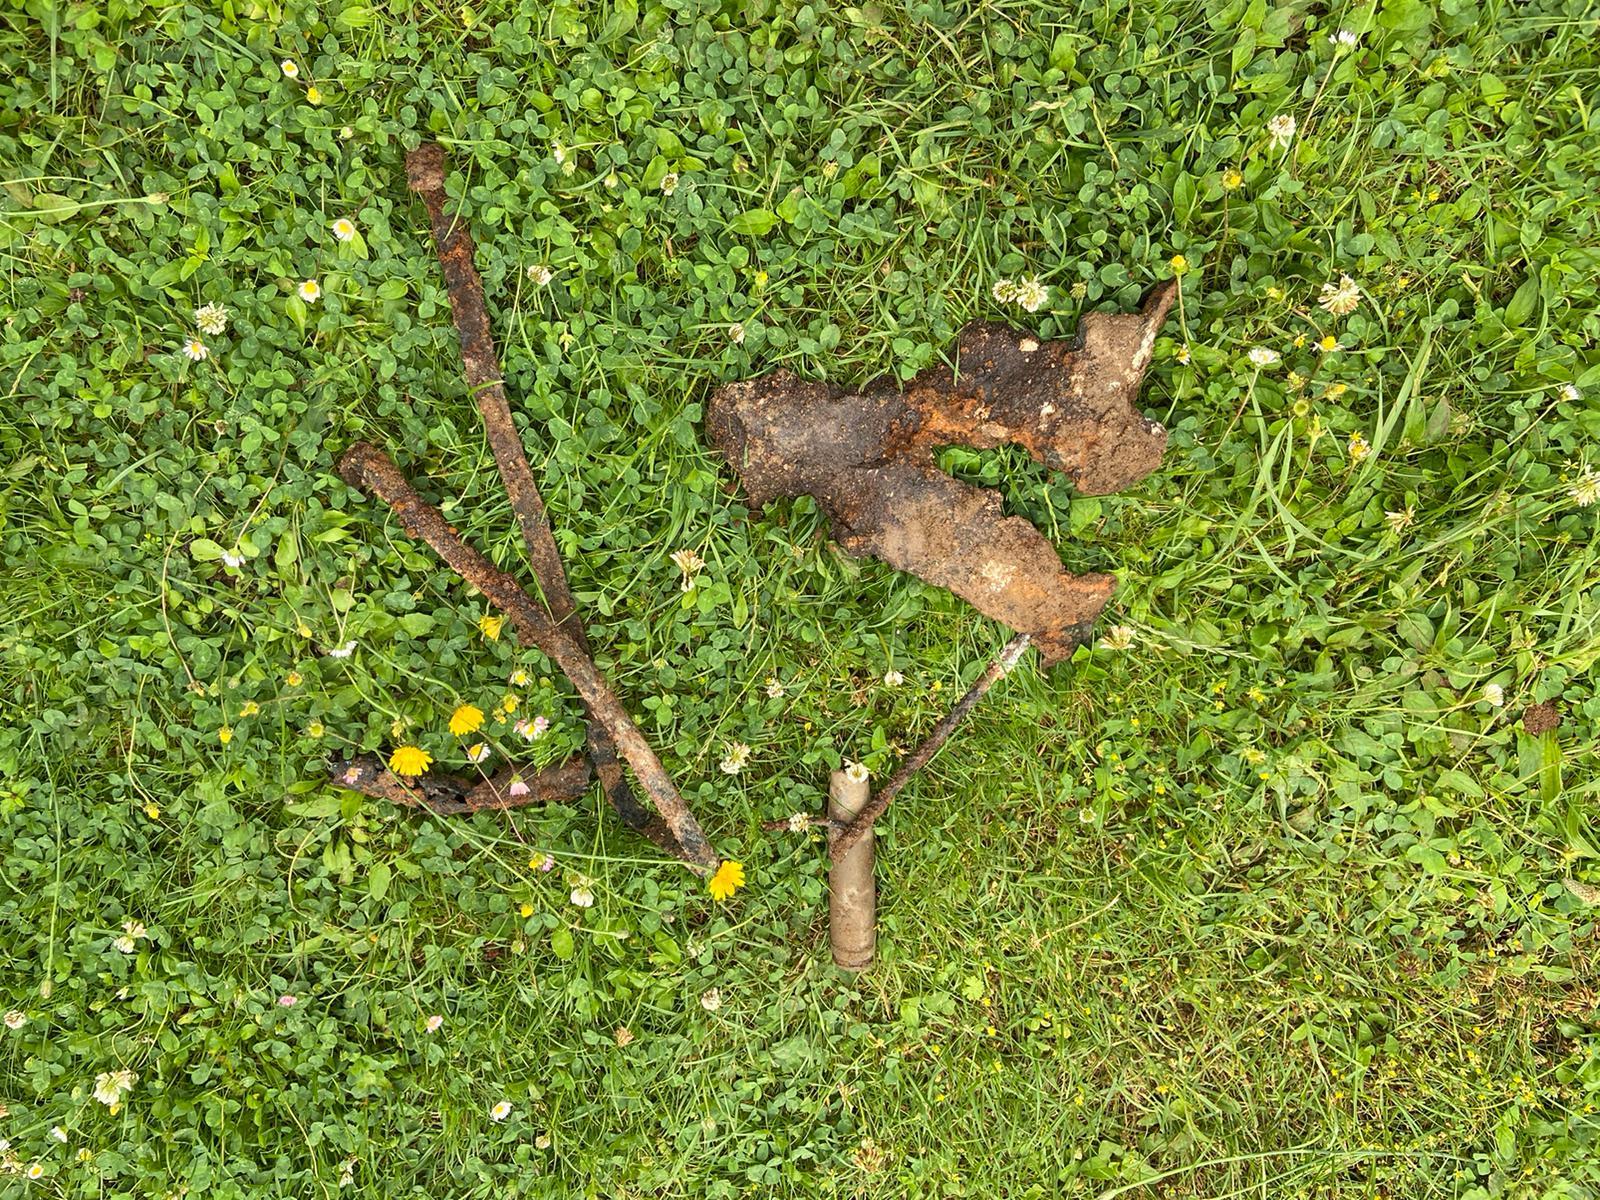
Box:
[707,283,1176,665]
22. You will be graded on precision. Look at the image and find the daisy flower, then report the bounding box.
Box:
[491,1100,512,1122]
[280,59,299,78]
[466,743,489,764]
[844,760,869,784]
[1329,29,1360,49]
[1347,431,1371,462]
[331,218,357,242]
[297,279,321,304]
[181,338,209,362]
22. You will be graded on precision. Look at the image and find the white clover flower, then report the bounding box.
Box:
[719,741,752,775]
[338,1156,357,1188]
[1482,683,1506,708]
[331,218,357,242]
[1013,276,1050,313]
[194,303,229,335]
[49,1128,66,1144]
[3,1010,25,1030]
[699,987,722,1012]
[764,676,786,699]
[991,278,1017,304]
[297,279,321,304]
[1569,466,1600,508]
[490,1100,512,1121]
[786,811,810,833]
[883,669,904,687]
[113,935,137,954]
[221,550,244,569]
[671,548,704,591]
[92,1069,136,1109]
[181,338,209,362]
[1267,113,1297,150]
[1318,274,1362,317]
[426,1014,444,1033]
[325,640,356,658]
[527,264,553,286]
[1247,347,1280,366]
[728,322,746,344]
[660,172,679,196]
[570,885,595,909]
[123,920,147,939]
[1098,624,1136,651]
[1384,506,1415,532]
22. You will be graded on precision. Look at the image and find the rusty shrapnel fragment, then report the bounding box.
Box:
[707,283,1176,665]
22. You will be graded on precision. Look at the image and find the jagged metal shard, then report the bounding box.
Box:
[707,283,1175,665]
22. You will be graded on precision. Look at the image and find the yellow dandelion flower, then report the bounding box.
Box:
[239,700,260,718]
[144,802,162,820]
[519,902,534,918]
[389,745,432,777]
[1169,253,1189,275]
[449,704,484,736]
[707,859,746,902]
[305,86,322,105]
[479,613,504,640]
[218,725,233,745]
[286,670,303,686]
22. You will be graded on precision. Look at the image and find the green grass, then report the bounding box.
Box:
[2,0,1599,1195]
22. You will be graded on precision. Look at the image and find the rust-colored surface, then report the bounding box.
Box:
[329,753,592,814]
[707,283,1176,664]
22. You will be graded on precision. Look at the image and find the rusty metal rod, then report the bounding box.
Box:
[403,144,669,858]
[828,634,1031,863]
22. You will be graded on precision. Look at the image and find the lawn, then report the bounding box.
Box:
[3,0,1599,1195]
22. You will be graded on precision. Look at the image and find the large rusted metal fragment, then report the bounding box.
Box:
[707,283,1176,664]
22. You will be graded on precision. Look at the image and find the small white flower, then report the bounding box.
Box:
[719,741,752,775]
[514,716,549,741]
[490,1100,512,1122]
[181,338,209,362]
[1329,29,1360,49]
[339,125,355,140]
[1568,466,1600,508]
[113,935,137,954]
[49,1128,66,1144]
[425,1014,444,1033]
[526,264,553,286]
[1098,624,1136,651]
[92,1069,136,1109]
[465,743,489,764]
[1247,347,1280,366]
[325,640,356,658]
[26,1164,44,1180]
[844,760,869,784]
[570,885,595,909]
[297,279,321,304]
[786,811,811,833]
[535,1133,552,1150]
[1482,683,1506,708]
[123,920,147,939]
[1347,431,1371,463]
[1013,276,1050,313]
[509,668,531,686]
[1267,113,1297,150]
[1175,344,1191,365]
[764,676,786,699]
[882,669,905,687]
[660,171,679,196]
[728,322,746,344]
[1384,506,1415,532]
[331,218,357,242]
[194,303,229,335]
[1560,383,1582,402]
[3,1010,25,1030]
[671,548,704,591]
[991,278,1017,304]
[221,550,244,569]
[1318,274,1362,317]
[338,1156,357,1188]
[699,987,722,1012]
[280,59,299,78]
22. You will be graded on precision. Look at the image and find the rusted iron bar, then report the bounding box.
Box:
[330,753,592,815]
[337,441,720,873]
[403,143,668,859]
[827,634,1031,864]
